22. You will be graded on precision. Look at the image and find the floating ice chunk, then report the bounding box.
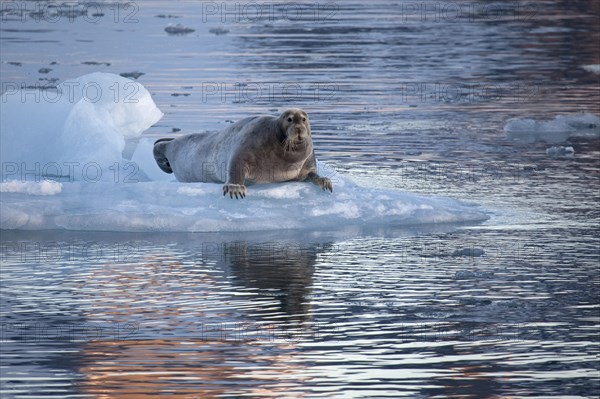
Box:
[0,173,488,232]
[558,113,600,132]
[545,146,574,157]
[165,24,195,35]
[504,113,599,144]
[1,73,163,179]
[120,71,145,80]
[0,73,488,232]
[504,118,570,144]
[209,27,230,35]
[582,64,600,74]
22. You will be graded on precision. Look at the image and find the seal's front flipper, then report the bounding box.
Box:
[153,138,174,174]
[224,160,249,199]
[223,183,247,199]
[306,172,333,192]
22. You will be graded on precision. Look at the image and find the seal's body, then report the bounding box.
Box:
[153,109,332,198]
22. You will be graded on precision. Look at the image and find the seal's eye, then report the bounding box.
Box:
[302,117,306,122]
[287,117,293,123]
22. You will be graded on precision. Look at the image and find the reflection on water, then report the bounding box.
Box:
[223,241,323,323]
[1,0,599,397]
[2,225,598,397]
[76,339,305,398]
[0,231,337,397]
[70,239,330,397]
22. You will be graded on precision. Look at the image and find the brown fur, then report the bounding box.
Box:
[153,109,332,199]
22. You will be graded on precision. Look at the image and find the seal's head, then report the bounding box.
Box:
[278,108,311,153]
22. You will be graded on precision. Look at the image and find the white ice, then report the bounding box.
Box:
[1,73,488,232]
[1,72,163,170]
[581,64,600,74]
[504,113,600,144]
[545,146,575,157]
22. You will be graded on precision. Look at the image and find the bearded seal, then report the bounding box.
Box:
[153,108,333,199]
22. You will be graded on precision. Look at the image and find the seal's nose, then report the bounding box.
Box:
[295,128,308,140]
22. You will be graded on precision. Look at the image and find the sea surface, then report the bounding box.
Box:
[1,1,599,397]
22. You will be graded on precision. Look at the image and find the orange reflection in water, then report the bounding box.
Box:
[74,254,311,398]
[77,338,305,398]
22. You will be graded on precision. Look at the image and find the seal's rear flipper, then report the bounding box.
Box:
[153,138,174,174]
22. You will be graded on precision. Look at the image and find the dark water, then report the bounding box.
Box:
[1,1,599,397]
